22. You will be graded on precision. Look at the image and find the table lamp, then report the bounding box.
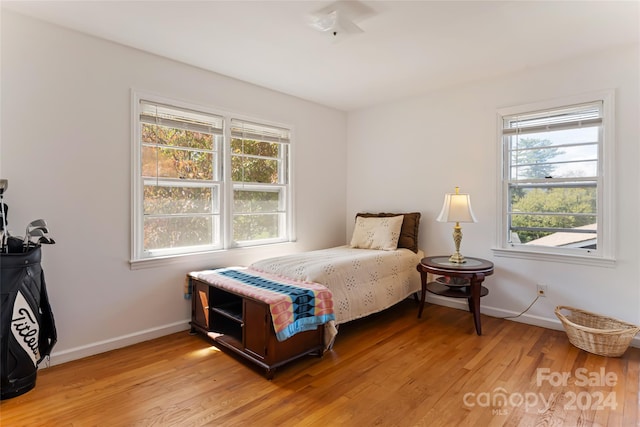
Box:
[436,186,477,263]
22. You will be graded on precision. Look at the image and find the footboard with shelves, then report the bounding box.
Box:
[189,277,324,378]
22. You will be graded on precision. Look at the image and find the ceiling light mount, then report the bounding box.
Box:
[307,1,375,38]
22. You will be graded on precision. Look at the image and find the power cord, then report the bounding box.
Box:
[496,295,541,319]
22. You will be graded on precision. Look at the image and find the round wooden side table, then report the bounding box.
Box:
[416,256,494,335]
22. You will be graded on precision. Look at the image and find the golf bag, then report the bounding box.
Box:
[0,237,57,400]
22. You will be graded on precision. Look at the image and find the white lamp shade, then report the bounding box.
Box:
[436,193,477,223]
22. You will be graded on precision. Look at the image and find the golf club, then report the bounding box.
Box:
[0,179,8,252]
[26,219,47,234]
[23,228,54,251]
[28,226,50,235]
[24,221,49,244]
[23,227,49,250]
[36,236,55,245]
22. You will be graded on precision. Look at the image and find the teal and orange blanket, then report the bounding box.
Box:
[189,267,335,342]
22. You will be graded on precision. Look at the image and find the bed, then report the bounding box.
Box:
[250,244,423,344]
[189,212,422,349]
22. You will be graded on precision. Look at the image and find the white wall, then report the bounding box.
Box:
[2,10,638,365]
[1,11,347,364]
[347,44,640,334]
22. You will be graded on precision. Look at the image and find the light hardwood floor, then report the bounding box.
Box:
[1,300,638,426]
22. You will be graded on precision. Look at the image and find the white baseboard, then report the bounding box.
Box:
[425,295,640,349]
[41,296,640,369]
[43,320,191,368]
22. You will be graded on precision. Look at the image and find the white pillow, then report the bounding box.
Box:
[350,215,404,250]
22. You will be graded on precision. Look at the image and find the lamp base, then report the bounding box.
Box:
[449,223,466,263]
[448,252,466,264]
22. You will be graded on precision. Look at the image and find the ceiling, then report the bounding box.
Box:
[3,1,639,111]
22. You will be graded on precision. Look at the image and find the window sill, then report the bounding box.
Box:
[492,248,616,268]
[129,250,224,270]
[129,241,296,270]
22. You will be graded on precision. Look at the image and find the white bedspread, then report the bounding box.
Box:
[250,246,423,325]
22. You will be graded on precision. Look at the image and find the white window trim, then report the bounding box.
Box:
[492,90,616,267]
[129,90,294,268]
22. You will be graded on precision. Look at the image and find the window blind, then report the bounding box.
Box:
[140,100,224,135]
[230,119,290,144]
[502,102,602,136]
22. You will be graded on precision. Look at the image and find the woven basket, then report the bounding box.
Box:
[555,306,640,357]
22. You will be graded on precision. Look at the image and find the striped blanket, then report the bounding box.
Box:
[189,267,335,342]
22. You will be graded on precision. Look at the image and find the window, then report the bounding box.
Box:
[496,92,614,264]
[230,119,290,246]
[132,94,292,262]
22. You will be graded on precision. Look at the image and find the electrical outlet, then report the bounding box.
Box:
[537,284,548,297]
